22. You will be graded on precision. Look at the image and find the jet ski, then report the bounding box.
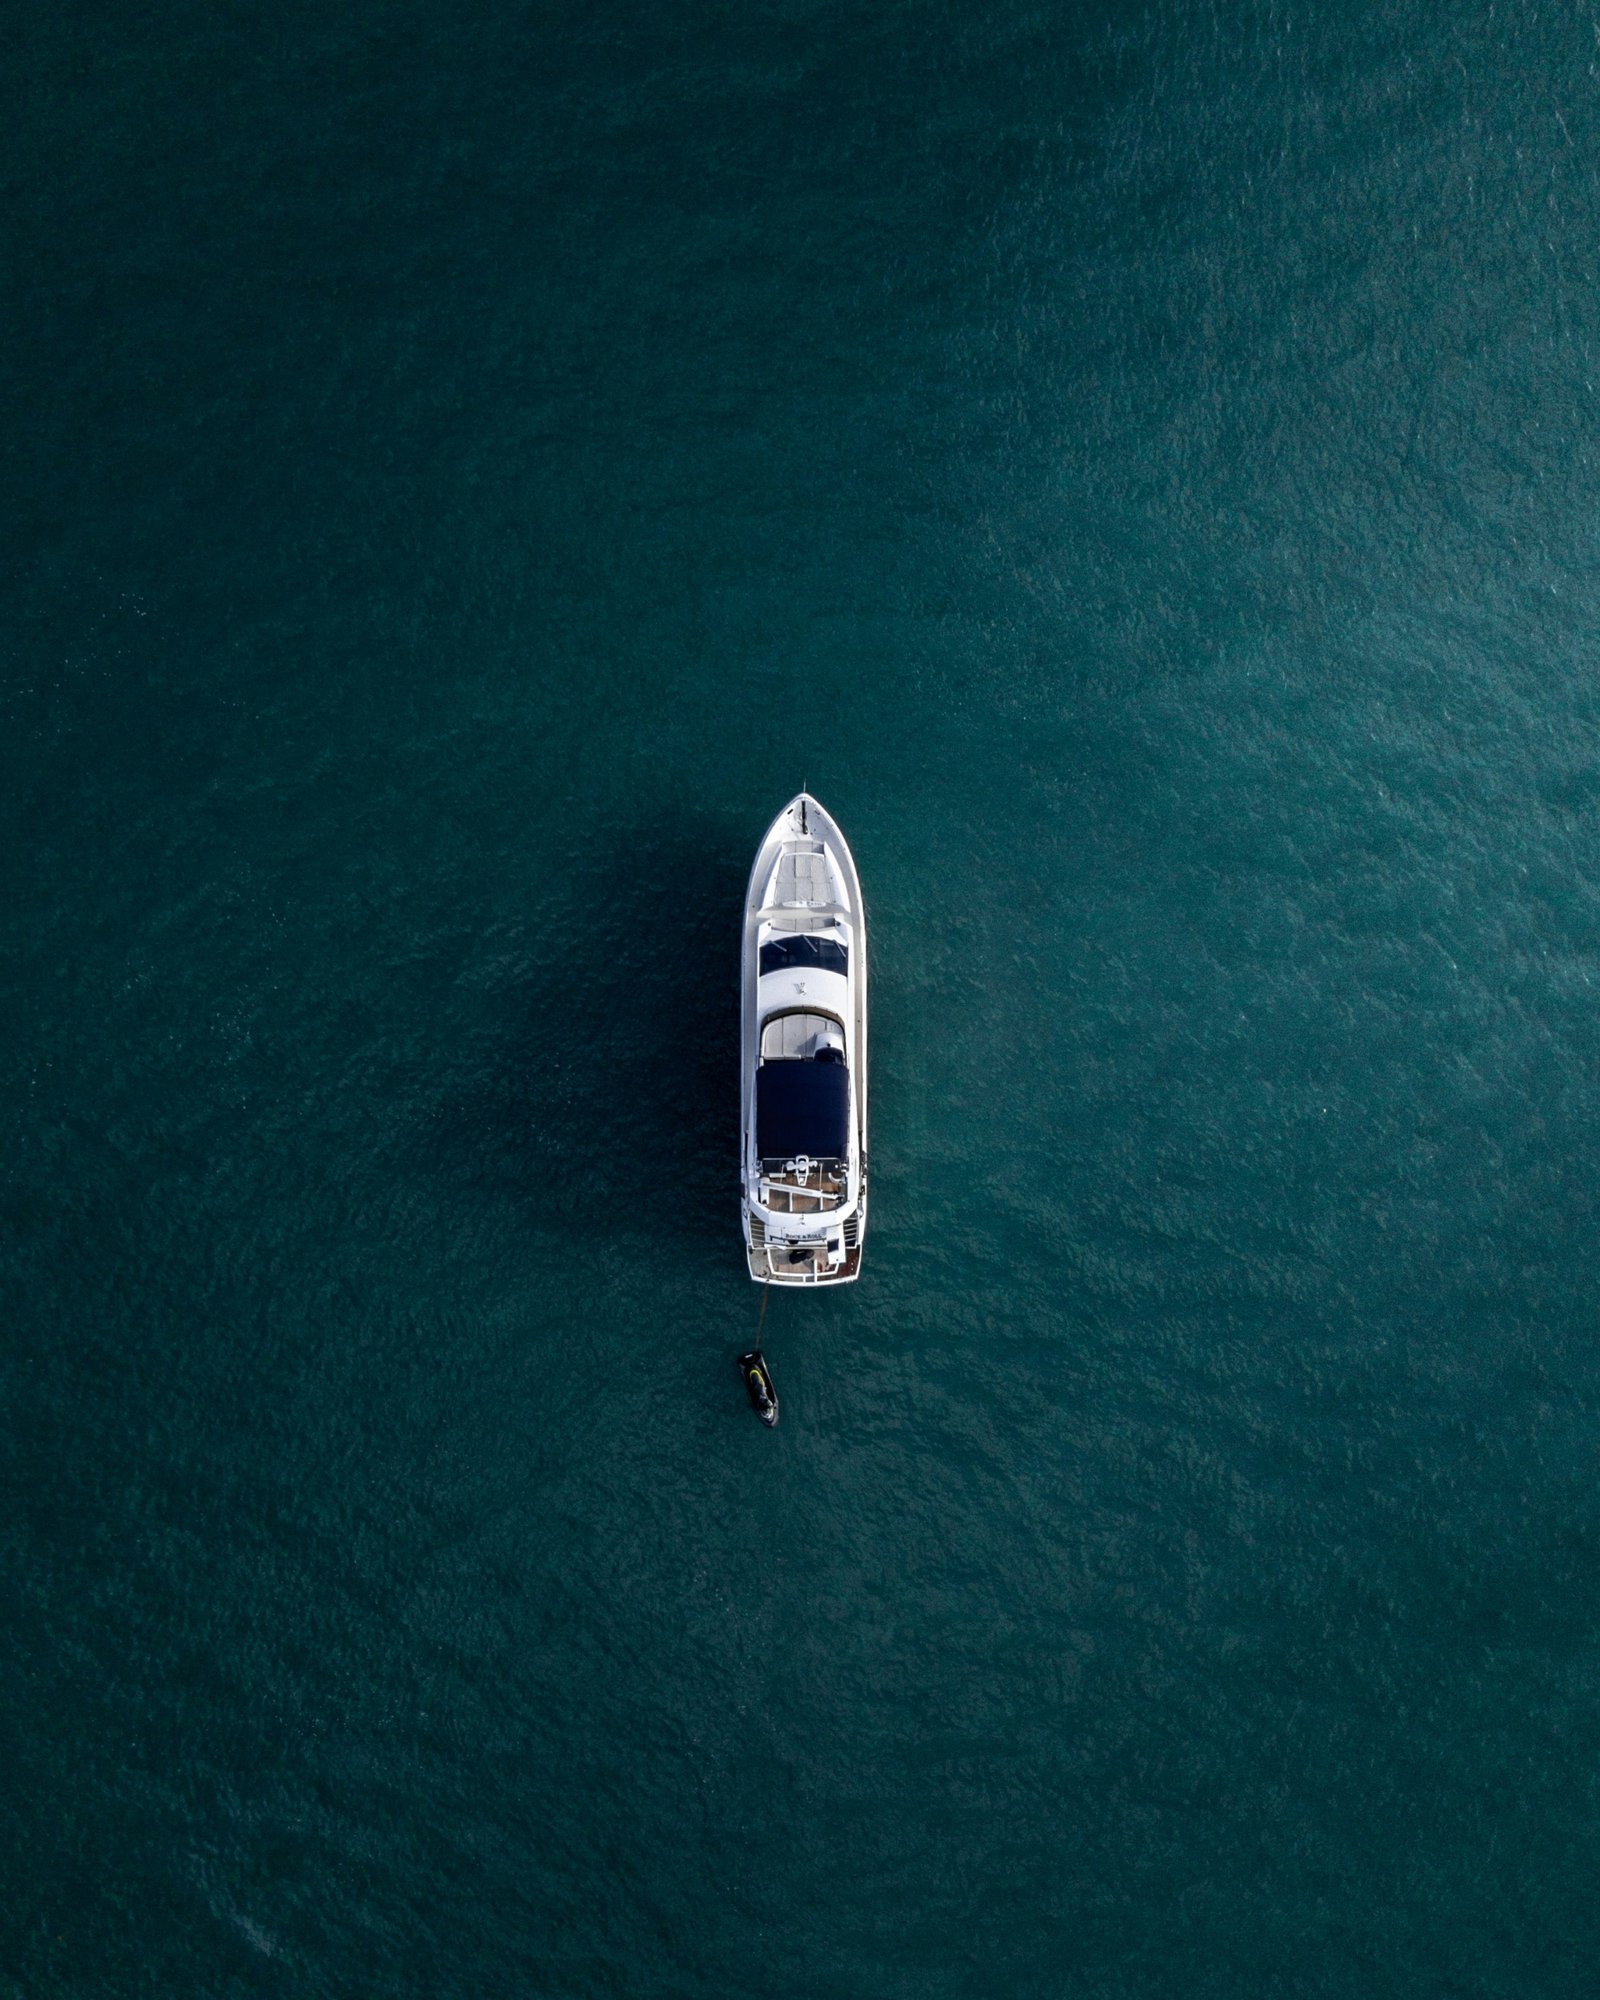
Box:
[737,1349,779,1427]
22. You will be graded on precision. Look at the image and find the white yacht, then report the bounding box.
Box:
[740,794,867,1285]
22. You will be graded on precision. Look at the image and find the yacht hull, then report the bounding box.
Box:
[740,794,867,1285]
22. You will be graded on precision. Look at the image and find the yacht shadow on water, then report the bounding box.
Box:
[426,809,746,1245]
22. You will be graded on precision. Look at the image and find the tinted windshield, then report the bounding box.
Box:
[760,936,847,977]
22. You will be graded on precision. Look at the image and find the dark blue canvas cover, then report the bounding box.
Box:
[755,1059,850,1159]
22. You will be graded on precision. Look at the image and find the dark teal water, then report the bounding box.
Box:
[6,3,1600,1992]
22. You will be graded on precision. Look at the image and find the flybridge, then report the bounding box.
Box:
[755,1057,850,1162]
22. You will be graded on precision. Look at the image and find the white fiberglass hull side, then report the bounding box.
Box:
[740,794,867,1285]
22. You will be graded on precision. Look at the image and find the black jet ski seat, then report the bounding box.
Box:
[737,1348,778,1427]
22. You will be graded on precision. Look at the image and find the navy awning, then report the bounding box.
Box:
[755,1059,849,1160]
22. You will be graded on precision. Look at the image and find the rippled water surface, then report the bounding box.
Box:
[6,2,1600,1993]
